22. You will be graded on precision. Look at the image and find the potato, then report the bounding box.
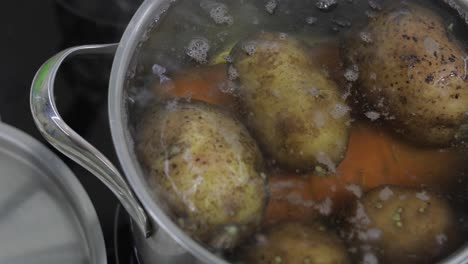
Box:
[347,185,460,263]
[241,222,350,264]
[230,32,351,171]
[344,4,468,147]
[136,100,267,249]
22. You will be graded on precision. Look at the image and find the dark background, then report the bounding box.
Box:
[1,0,141,263]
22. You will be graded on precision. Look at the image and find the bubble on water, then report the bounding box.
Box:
[217,31,229,42]
[315,197,333,215]
[200,0,233,25]
[331,25,340,32]
[308,87,321,97]
[368,0,382,11]
[166,99,179,112]
[365,111,380,121]
[255,234,268,245]
[227,65,239,80]
[416,191,431,201]
[218,80,238,94]
[330,103,350,119]
[363,252,379,264]
[270,180,296,191]
[315,151,336,173]
[306,16,318,25]
[358,228,382,241]
[130,88,154,107]
[152,64,166,76]
[344,65,360,82]
[360,31,373,44]
[316,0,338,11]
[365,10,378,18]
[265,0,278,14]
[379,186,394,201]
[332,17,351,28]
[342,83,353,100]
[186,38,210,64]
[152,64,171,83]
[242,41,257,56]
[349,202,371,225]
[346,184,363,198]
[366,228,382,240]
[271,89,280,98]
[223,54,233,63]
[252,17,260,25]
[210,6,234,25]
[436,234,448,245]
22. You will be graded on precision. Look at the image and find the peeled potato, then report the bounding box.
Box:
[241,222,350,264]
[231,32,351,171]
[347,185,460,263]
[136,100,267,249]
[344,4,468,147]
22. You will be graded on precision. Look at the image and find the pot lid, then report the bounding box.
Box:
[0,123,106,264]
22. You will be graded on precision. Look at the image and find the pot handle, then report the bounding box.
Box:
[30,44,152,237]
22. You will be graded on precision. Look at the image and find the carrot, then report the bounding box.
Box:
[152,64,235,107]
[263,121,465,226]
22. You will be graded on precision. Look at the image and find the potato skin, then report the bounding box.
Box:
[231,32,351,171]
[136,100,267,249]
[347,185,460,263]
[241,222,350,264]
[345,5,468,147]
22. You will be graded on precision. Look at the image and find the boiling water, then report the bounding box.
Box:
[127,0,468,263]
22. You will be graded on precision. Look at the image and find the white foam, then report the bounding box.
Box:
[379,186,394,201]
[416,191,431,201]
[330,103,351,119]
[316,0,338,11]
[346,184,363,198]
[360,31,374,44]
[436,233,448,245]
[265,0,278,14]
[186,38,210,64]
[242,41,257,56]
[227,65,239,80]
[365,111,381,121]
[200,0,233,25]
[315,152,337,173]
[306,16,318,25]
[363,252,379,264]
[344,65,360,82]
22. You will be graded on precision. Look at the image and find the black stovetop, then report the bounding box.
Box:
[1,1,142,263]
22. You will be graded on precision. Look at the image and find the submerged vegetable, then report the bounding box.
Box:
[136,100,267,249]
[231,32,351,171]
[345,4,468,147]
[347,185,461,263]
[152,64,236,107]
[240,222,350,264]
[263,121,464,226]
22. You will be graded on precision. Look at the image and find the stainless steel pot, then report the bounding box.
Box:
[30,0,468,263]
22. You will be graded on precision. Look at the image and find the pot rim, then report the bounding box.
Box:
[108,0,468,263]
[108,0,228,263]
